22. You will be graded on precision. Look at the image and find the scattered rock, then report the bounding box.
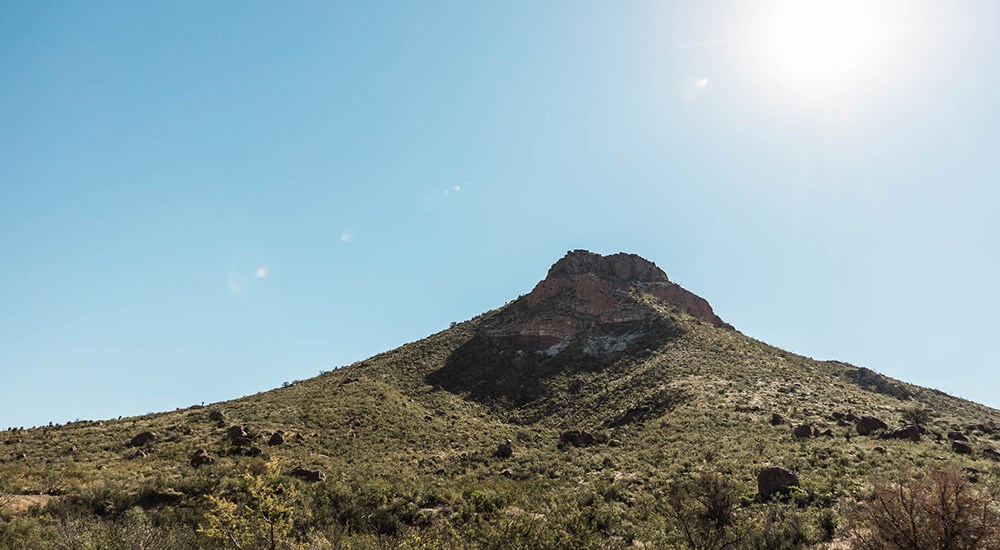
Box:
[947,431,968,442]
[499,468,514,478]
[133,450,148,459]
[12,452,27,460]
[190,449,215,468]
[836,418,853,427]
[291,467,326,482]
[757,466,800,500]
[881,425,921,442]
[952,441,973,455]
[246,446,263,457]
[873,446,887,454]
[226,425,248,440]
[231,436,253,448]
[494,440,513,459]
[294,432,305,442]
[208,410,226,422]
[856,417,888,436]
[792,424,812,438]
[66,445,78,454]
[130,431,157,447]
[982,448,1000,461]
[818,429,834,437]
[559,430,597,448]
[268,431,286,446]
[769,413,783,426]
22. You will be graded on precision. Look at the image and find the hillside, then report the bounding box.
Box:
[2,250,999,549]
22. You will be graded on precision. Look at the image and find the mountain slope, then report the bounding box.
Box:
[2,250,998,548]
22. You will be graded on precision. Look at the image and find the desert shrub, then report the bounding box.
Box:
[199,461,298,550]
[900,405,935,427]
[664,472,746,549]
[745,504,813,550]
[849,466,1000,549]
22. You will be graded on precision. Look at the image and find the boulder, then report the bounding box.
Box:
[792,424,812,438]
[190,449,215,468]
[983,448,1000,461]
[856,417,888,436]
[226,425,248,440]
[231,436,253,448]
[757,466,800,500]
[818,429,834,438]
[881,425,921,442]
[770,413,784,426]
[559,430,597,448]
[494,441,513,459]
[291,467,326,482]
[130,431,157,447]
[268,431,286,446]
[947,431,969,442]
[208,410,226,422]
[952,441,973,455]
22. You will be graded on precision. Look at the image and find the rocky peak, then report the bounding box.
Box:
[478,250,731,358]
[547,250,669,283]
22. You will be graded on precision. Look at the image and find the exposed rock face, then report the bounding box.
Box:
[130,432,157,447]
[882,425,921,442]
[482,250,731,357]
[856,416,888,436]
[757,466,800,500]
[429,251,731,408]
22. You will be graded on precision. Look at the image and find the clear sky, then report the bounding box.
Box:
[2,1,998,428]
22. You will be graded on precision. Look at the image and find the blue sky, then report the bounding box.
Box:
[2,1,998,427]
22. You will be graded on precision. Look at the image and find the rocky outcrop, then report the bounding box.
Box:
[486,250,730,357]
[757,466,800,500]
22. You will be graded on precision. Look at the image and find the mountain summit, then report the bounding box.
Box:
[2,250,999,548]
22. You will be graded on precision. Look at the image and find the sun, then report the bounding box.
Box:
[757,0,891,95]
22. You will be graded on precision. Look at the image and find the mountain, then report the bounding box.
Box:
[2,250,998,549]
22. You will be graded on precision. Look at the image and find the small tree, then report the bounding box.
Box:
[199,461,298,550]
[901,405,934,427]
[849,466,1000,549]
[664,472,747,550]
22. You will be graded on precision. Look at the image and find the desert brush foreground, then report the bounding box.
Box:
[2,250,998,549]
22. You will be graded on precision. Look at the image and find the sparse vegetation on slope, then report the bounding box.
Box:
[2,251,998,548]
